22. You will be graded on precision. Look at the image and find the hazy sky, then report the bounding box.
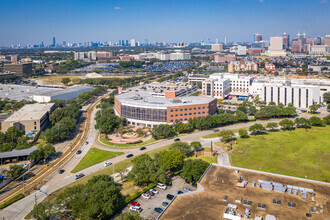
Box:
[0,0,329,46]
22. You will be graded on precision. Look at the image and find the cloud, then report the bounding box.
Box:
[259,0,264,2]
[320,0,328,4]
[114,6,123,10]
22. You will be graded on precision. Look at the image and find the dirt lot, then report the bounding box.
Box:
[161,165,330,220]
[122,176,197,219]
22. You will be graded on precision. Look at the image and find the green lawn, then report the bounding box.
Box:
[202,128,241,139]
[71,148,124,173]
[226,126,330,182]
[98,133,158,149]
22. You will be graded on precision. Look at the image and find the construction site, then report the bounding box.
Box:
[160,164,330,220]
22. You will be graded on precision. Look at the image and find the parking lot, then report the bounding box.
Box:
[122,176,197,219]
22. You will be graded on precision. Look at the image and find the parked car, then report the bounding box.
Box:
[150,189,159,194]
[130,206,142,212]
[59,169,65,174]
[177,191,184,194]
[142,193,151,199]
[184,187,192,192]
[126,154,134,158]
[154,207,164,213]
[213,129,219,132]
[76,150,82,154]
[162,202,169,206]
[174,138,180,142]
[139,147,146,150]
[75,173,85,180]
[146,191,155,196]
[129,201,140,206]
[85,141,89,145]
[157,183,167,190]
[167,194,175,200]
[104,162,112,167]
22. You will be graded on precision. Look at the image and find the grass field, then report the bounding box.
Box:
[98,133,158,149]
[36,75,140,85]
[71,148,124,173]
[202,128,241,139]
[222,126,330,182]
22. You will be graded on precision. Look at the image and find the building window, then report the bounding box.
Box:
[189,108,192,110]
[170,115,173,117]
[292,88,294,104]
[206,84,211,96]
[170,120,173,122]
[189,113,192,115]
[299,89,301,107]
[278,87,280,104]
[193,112,196,115]
[203,107,205,109]
[306,89,309,108]
[285,88,287,105]
[193,107,196,110]
[184,113,187,116]
[180,109,183,111]
[175,114,178,117]
[271,87,273,102]
[34,121,37,125]
[180,114,183,116]
[170,110,173,112]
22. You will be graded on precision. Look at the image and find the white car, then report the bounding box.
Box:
[184,187,192,192]
[130,206,142,212]
[157,183,167,190]
[141,193,151,199]
[104,162,112,167]
[150,188,159,194]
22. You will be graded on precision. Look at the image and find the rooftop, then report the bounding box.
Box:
[3,103,54,122]
[0,147,38,159]
[0,84,93,101]
[116,91,215,109]
[160,164,330,220]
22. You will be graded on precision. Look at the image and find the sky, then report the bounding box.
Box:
[0,0,329,46]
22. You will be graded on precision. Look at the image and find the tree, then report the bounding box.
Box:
[295,118,311,128]
[151,124,176,140]
[279,119,295,130]
[323,92,330,103]
[218,130,235,142]
[7,164,24,178]
[115,212,143,220]
[268,101,276,106]
[61,77,71,85]
[190,141,202,150]
[158,150,184,171]
[56,175,124,219]
[323,115,330,125]
[327,103,330,110]
[238,128,248,138]
[310,116,324,126]
[266,122,278,131]
[31,200,58,220]
[180,159,210,184]
[6,126,23,145]
[249,123,266,134]
[248,106,257,115]
[28,143,55,163]
[309,104,319,113]
[170,142,194,157]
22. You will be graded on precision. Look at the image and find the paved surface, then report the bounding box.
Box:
[122,176,196,220]
[0,117,287,219]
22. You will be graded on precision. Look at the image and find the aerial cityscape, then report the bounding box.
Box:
[0,0,329,219]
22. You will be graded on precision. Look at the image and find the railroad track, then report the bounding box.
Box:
[0,93,108,205]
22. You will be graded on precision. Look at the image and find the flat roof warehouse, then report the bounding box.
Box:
[159,164,330,220]
[0,84,93,102]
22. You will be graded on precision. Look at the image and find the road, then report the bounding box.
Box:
[0,117,291,219]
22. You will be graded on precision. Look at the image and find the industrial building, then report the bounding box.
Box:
[228,61,258,72]
[4,63,33,75]
[0,84,93,102]
[1,103,55,135]
[114,91,217,127]
[159,164,330,220]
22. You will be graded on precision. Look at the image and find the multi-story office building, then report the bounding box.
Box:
[1,103,55,135]
[4,63,33,75]
[96,51,113,60]
[11,55,18,63]
[230,45,247,55]
[254,33,262,42]
[268,37,286,57]
[202,77,231,99]
[211,44,223,52]
[282,33,290,50]
[170,52,191,60]
[114,91,217,127]
[248,48,263,55]
[324,35,330,46]
[210,53,236,63]
[228,61,258,72]
[291,39,303,52]
[265,63,276,71]
[309,45,328,56]
[130,39,136,47]
[74,51,97,61]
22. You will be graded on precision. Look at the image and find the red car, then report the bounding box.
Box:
[129,201,140,206]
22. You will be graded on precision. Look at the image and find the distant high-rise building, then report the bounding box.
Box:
[317,36,322,45]
[215,38,219,44]
[268,37,286,57]
[144,39,148,46]
[125,40,129,46]
[211,44,223,52]
[325,35,330,46]
[130,39,136,47]
[291,39,302,52]
[282,33,290,50]
[254,33,262,42]
[52,36,56,47]
[224,37,227,45]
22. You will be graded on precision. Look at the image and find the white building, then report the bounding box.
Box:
[211,44,223,52]
[309,45,328,56]
[74,51,97,61]
[202,78,231,99]
[130,39,136,47]
[268,37,286,57]
[170,52,191,60]
[230,45,247,55]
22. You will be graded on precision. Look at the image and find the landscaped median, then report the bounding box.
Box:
[98,133,159,149]
[216,125,330,182]
[71,148,124,173]
[0,193,24,209]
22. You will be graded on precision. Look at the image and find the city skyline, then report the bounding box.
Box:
[0,0,329,46]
